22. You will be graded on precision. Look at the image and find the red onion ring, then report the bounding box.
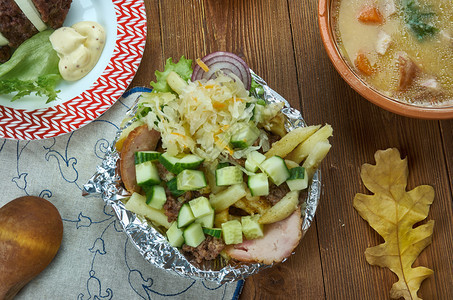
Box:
[191,51,252,90]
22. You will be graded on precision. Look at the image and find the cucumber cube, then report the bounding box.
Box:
[189,196,212,218]
[245,151,266,172]
[230,122,260,149]
[247,173,269,196]
[176,169,207,191]
[177,203,195,228]
[145,185,167,209]
[215,166,243,186]
[195,208,215,228]
[241,215,264,240]
[260,156,290,186]
[221,220,243,245]
[135,161,161,186]
[183,223,206,247]
[203,227,222,238]
[166,222,184,248]
[286,167,308,191]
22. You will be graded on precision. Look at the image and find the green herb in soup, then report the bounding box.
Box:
[402,0,437,40]
[333,0,453,106]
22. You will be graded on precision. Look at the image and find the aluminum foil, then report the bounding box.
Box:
[83,71,321,284]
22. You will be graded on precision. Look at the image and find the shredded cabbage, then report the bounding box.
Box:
[140,73,281,162]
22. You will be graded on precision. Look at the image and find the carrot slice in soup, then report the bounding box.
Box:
[358,6,384,24]
[355,52,374,76]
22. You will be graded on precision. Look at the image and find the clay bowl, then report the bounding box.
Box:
[318,0,453,119]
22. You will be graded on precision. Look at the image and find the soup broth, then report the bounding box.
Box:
[333,0,453,106]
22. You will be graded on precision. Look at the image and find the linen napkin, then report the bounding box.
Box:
[0,87,243,299]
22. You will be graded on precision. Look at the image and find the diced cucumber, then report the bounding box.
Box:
[286,166,308,191]
[189,196,212,218]
[183,222,206,247]
[176,169,207,191]
[159,152,180,173]
[241,215,264,240]
[221,220,243,245]
[195,207,214,228]
[135,161,161,186]
[245,151,266,172]
[209,183,248,212]
[159,152,204,173]
[166,222,184,248]
[124,192,171,229]
[203,227,222,238]
[177,203,195,228]
[215,166,243,186]
[230,122,260,149]
[247,173,269,196]
[260,156,290,186]
[166,177,185,197]
[134,151,162,164]
[177,154,205,169]
[145,185,167,209]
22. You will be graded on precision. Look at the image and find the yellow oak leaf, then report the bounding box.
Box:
[353,148,435,300]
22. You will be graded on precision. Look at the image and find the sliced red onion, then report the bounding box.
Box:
[191,51,252,90]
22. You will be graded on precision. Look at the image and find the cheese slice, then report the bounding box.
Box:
[0,32,9,46]
[14,0,47,32]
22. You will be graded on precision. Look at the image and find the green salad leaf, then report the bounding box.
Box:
[402,0,438,41]
[0,30,61,103]
[150,56,193,93]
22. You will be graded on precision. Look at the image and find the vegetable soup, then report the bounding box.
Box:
[332,0,453,106]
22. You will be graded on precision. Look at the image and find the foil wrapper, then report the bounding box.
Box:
[83,71,321,284]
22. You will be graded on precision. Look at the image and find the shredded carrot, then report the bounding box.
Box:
[214,135,234,155]
[204,84,215,89]
[171,132,187,139]
[196,58,210,72]
[212,101,226,109]
[357,6,384,24]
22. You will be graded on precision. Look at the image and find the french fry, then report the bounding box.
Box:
[265,125,321,158]
[284,159,299,169]
[125,192,171,229]
[302,141,332,179]
[266,113,287,137]
[209,183,248,212]
[258,190,299,224]
[233,198,258,215]
[233,196,271,215]
[286,124,333,164]
[247,197,271,215]
[214,209,230,228]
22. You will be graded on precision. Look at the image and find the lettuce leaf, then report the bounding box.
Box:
[0,30,61,102]
[150,56,192,93]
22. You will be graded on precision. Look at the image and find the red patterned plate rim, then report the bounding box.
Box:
[0,0,147,140]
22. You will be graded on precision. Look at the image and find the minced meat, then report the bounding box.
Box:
[182,236,226,264]
[163,192,181,223]
[265,183,290,206]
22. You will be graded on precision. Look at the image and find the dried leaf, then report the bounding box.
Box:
[353,148,434,300]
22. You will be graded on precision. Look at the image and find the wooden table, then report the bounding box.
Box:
[135,1,453,299]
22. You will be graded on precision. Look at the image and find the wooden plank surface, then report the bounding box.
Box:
[132,1,453,299]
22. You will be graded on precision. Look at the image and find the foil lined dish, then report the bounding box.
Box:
[83,71,321,284]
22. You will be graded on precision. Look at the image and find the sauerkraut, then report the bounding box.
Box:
[138,72,282,162]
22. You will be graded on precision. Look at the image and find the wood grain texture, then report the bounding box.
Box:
[132,1,453,299]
